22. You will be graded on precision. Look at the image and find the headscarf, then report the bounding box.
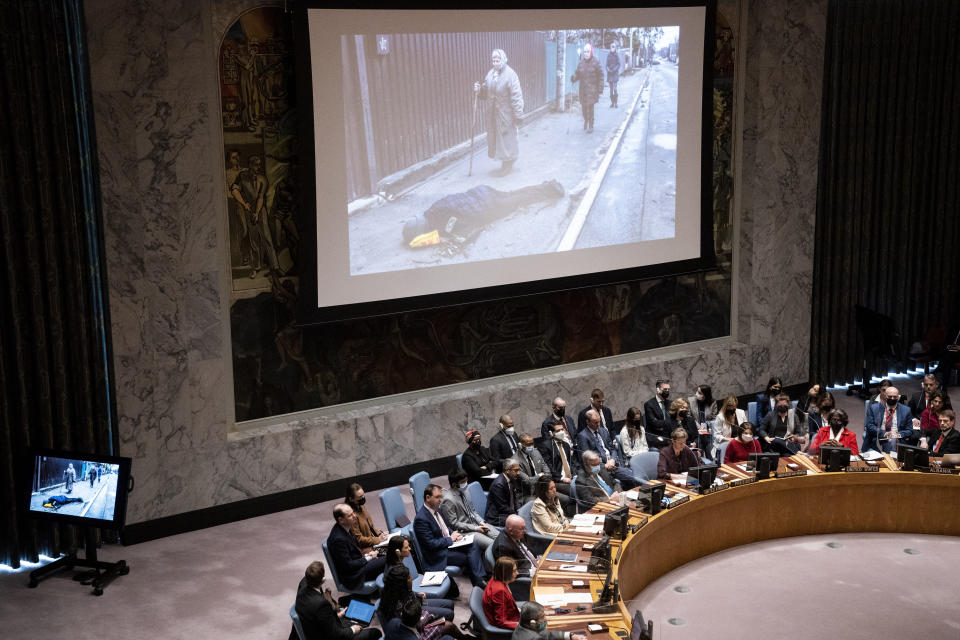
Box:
[491,48,508,64]
[583,43,593,58]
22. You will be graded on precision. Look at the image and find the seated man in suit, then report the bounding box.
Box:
[576,409,639,489]
[573,450,621,510]
[462,429,500,488]
[490,415,522,462]
[576,388,615,436]
[539,421,577,492]
[289,561,382,640]
[440,468,496,550]
[643,379,674,443]
[928,409,960,455]
[515,433,553,500]
[514,602,587,640]
[909,374,941,418]
[485,458,524,527]
[541,396,578,445]
[327,504,387,590]
[864,385,917,452]
[491,514,541,601]
[414,484,487,593]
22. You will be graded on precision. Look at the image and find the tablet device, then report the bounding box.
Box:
[344,599,376,626]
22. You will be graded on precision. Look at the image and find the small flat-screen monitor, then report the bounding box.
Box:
[588,534,611,574]
[896,443,929,471]
[630,610,654,640]
[687,464,717,492]
[748,452,780,479]
[818,445,851,472]
[603,504,630,540]
[637,482,666,515]
[25,449,132,529]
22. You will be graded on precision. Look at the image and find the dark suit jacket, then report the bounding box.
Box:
[490,430,521,462]
[326,523,367,589]
[573,470,620,510]
[516,447,550,498]
[864,402,916,451]
[756,394,776,421]
[930,428,960,455]
[643,396,672,439]
[289,578,352,640]
[540,413,577,442]
[384,618,418,640]
[577,405,614,435]
[484,473,521,527]
[462,445,499,484]
[491,529,537,576]
[412,505,454,571]
[576,425,621,465]
[538,438,577,482]
[909,392,933,419]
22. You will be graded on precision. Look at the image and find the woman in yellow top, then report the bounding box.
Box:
[529,476,568,536]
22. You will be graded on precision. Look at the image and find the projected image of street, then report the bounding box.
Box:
[343,27,680,276]
[29,456,120,521]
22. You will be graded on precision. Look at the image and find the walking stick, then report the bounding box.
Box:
[468,90,479,176]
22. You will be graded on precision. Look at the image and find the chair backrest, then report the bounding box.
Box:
[568,476,580,513]
[469,585,513,639]
[409,471,431,512]
[517,500,535,530]
[403,552,420,579]
[379,486,409,531]
[716,441,730,466]
[630,451,660,483]
[483,539,496,572]
[747,401,758,425]
[289,604,306,640]
[467,481,487,518]
[321,539,346,592]
[457,453,464,470]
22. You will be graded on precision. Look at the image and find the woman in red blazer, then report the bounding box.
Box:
[482,556,519,629]
[809,408,860,456]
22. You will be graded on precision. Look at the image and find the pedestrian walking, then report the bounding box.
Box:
[606,41,621,108]
[474,49,524,176]
[89,467,96,488]
[63,463,76,494]
[571,43,604,133]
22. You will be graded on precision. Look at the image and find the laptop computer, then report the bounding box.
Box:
[344,599,377,627]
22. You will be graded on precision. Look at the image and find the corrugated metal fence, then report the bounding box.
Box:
[342,32,550,200]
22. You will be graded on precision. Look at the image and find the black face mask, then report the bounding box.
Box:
[777,404,789,414]
[829,420,843,429]
[470,439,481,448]
[820,404,834,413]
[725,409,735,416]
[660,390,670,400]
[678,410,688,418]
[886,397,899,407]
[555,406,565,418]
[356,496,366,506]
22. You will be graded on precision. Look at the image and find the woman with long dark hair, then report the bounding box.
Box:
[383,535,455,621]
[381,565,468,639]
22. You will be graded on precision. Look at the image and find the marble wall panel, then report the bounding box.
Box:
[88,0,827,524]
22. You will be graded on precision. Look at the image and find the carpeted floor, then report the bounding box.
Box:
[2,373,949,639]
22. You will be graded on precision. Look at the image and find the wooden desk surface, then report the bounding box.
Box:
[532,457,960,635]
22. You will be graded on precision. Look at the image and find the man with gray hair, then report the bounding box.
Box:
[577,409,640,489]
[573,450,621,510]
[485,456,523,527]
[514,602,587,640]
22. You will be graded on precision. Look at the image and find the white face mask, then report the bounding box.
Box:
[553,431,565,440]
[741,433,754,443]
[504,426,515,436]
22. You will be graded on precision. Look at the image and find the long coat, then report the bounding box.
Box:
[571,55,604,106]
[479,64,523,162]
[605,49,621,84]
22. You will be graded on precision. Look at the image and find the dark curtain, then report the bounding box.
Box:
[0,1,116,568]
[811,0,960,385]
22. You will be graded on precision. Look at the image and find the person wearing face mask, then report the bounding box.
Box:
[758,393,807,455]
[712,395,748,451]
[462,430,500,489]
[512,601,587,640]
[864,386,916,452]
[657,427,699,482]
[345,482,388,550]
[644,379,675,442]
[756,376,784,422]
[515,433,556,503]
[809,409,859,456]
[440,469,496,551]
[807,391,836,443]
[926,409,960,455]
[289,561,383,640]
[573,450,621,510]
[485,459,524,527]
[617,406,650,463]
[541,396,577,444]
[723,422,762,464]
[576,409,640,489]
[538,422,577,502]
[667,398,700,449]
[491,415,522,462]
[687,385,718,454]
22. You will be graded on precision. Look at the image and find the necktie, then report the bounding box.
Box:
[596,474,612,496]
[934,434,945,453]
[519,541,537,567]
[433,510,449,537]
[599,410,606,429]
[508,434,518,454]
[558,443,572,479]
[596,430,611,460]
[885,408,893,431]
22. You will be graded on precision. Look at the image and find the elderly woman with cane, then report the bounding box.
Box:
[474,48,524,176]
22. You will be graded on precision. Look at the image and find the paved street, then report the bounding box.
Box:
[30,472,119,520]
[347,62,677,276]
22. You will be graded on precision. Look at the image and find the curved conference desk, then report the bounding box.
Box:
[532,454,960,638]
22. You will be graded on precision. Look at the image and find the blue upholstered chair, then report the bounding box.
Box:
[467,481,487,518]
[716,440,730,466]
[469,586,513,640]
[517,500,553,552]
[747,401,758,425]
[409,471,431,513]
[379,486,411,531]
[457,453,464,470]
[375,552,450,598]
[289,604,306,640]
[629,451,660,483]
